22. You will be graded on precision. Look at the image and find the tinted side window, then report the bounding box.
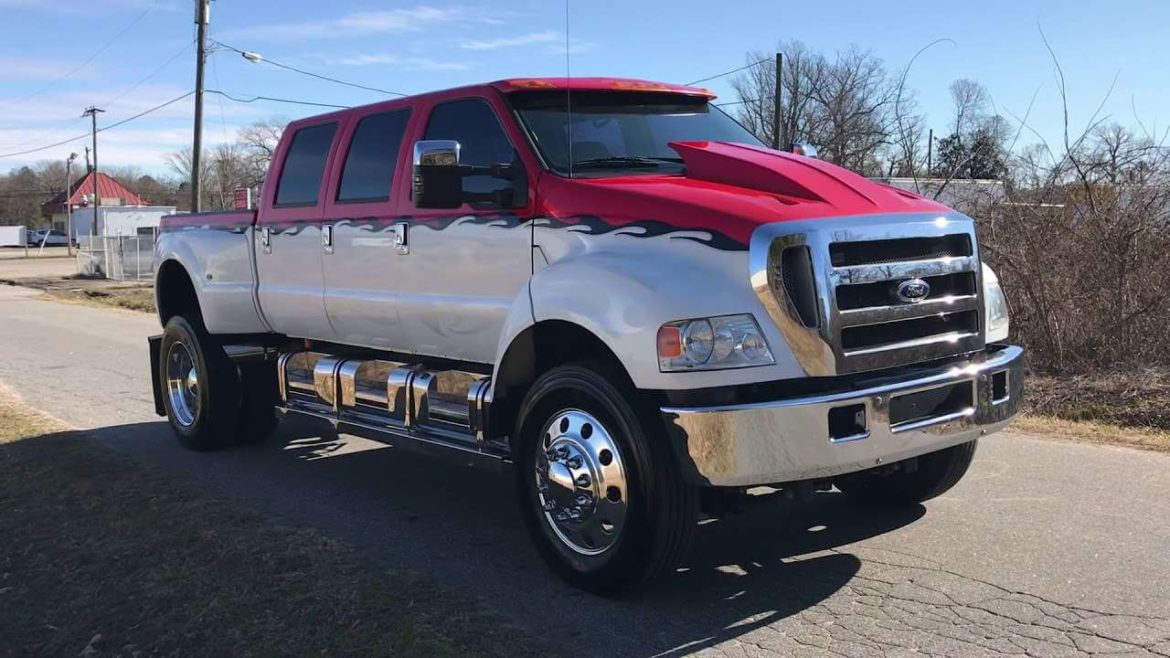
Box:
[275,122,337,207]
[337,110,410,203]
[423,99,514,195]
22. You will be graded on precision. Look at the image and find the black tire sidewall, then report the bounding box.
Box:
[514,364,686,594]
[838,439,978,506]
[158,315,240,450]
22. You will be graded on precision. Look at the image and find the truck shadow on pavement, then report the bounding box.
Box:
[86,416,925,657]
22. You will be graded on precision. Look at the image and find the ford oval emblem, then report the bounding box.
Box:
[895,278,931,303]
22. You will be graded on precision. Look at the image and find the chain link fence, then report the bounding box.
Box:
[76,230,156,281]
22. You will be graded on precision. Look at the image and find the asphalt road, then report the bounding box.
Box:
[3,284,1170,657]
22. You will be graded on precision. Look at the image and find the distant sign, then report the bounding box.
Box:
[233,188,252,210]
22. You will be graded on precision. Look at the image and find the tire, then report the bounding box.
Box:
[514,363,698,595]
[836,440,978,507]
[159,317,281,449]
[236,361,279,444]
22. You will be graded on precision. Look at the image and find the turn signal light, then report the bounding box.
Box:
[656,325,683,359]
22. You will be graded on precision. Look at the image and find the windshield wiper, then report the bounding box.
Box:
[572,156,682,169]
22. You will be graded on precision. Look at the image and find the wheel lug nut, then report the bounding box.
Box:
[537,481,549,493]
[568,508,582,520]
[566,455,583,469]
[575,494,592,507]
[556,446,570,459]
[545,450,558,462]
[542,500,556,512]
[555,510,570,521]
[575,474,591,488]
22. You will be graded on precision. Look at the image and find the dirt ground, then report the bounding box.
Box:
[0,249,77,279]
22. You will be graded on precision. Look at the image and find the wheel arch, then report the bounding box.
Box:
[155,258,201,326]
[490,319,635,447]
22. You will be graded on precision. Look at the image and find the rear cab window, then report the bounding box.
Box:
[336,109,411,204]
[274,122,338,207]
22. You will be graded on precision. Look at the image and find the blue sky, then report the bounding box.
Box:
[0,0,1167,174]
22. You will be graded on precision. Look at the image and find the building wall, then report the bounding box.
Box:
[70,206,176,238]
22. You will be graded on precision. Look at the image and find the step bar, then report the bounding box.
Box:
[276,351,504,462]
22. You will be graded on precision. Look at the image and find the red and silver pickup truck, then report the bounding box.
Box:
[149,77,1023,594]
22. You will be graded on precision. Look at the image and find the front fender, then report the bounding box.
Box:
[527,240,804,390]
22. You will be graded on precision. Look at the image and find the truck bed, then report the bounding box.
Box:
[160,210,257,234]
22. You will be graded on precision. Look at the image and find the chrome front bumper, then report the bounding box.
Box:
[661,345,1025,487]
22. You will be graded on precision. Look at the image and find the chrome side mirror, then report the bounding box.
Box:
[791,141,819,158]
[413,140,463,209]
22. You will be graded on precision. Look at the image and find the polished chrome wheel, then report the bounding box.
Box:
[165,341,199,427]
[534,409,628,556]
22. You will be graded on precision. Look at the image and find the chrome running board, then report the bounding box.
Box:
[275,351,506,463]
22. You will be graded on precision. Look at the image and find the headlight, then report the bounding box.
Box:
[982,263,1010,343]
[657,314,774,371]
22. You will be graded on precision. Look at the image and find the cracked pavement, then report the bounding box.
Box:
[3,283,1170,657]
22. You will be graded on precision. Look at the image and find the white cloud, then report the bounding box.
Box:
[0,57,76,80]
[221,6,465,42]
[460,30,560,51]
[548,38,596,55]
[0,85,257,127]
[332,54,470,71]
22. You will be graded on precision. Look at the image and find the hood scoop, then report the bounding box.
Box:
[669,140,898,210]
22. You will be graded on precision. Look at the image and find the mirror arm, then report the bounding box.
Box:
[458,163,519,180]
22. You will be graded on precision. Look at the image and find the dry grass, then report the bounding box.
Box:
[41,284,155,313]
[1011,412,1170,452]
[0,386,540,657]
[1025,370,1170,430]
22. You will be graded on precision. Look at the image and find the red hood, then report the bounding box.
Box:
[537,141,949,248]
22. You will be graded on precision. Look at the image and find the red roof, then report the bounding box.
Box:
[490,77,716,98]
[41,171,147,215]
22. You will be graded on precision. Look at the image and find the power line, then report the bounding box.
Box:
[0,91,195,160]
[0,88,343,161]
[103,40,195,107]
[208,89,350,110]
[100,91,194,132]
[0,2,159,109]
[10,39,193,151]
[686,58,770,86]
[210,39,409,97]
[715,98,759,107]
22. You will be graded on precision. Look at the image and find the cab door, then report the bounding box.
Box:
[255,120,340,341]
[395,96,534,363]
[320,107,414,349]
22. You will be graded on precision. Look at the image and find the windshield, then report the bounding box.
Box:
[510,91,763,177]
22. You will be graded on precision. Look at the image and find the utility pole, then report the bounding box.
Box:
[82,107,105,229]
[927,128,934,177]
[66,152,77,256]
[772,52,783,150]
[192,0,210,213]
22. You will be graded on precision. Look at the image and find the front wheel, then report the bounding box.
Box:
[836,440,978,507]
[515,364,698,595]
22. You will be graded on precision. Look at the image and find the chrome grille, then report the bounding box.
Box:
[751,213,985,376]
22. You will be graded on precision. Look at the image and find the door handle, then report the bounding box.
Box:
[261,226,271,254]
[322,224,334,254]
[394,221,409,255]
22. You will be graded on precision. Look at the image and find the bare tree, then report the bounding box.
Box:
[237,118,285,191]
[730,41,899,175]
[949,79,989,137]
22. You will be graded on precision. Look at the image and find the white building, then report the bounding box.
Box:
[71,205,177,238]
